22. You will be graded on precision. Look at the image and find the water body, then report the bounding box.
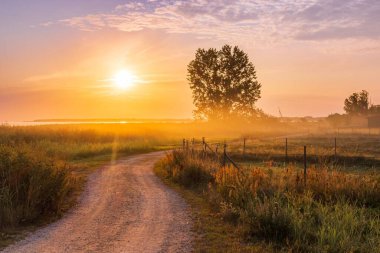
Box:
[1,120,191,126]
[1,121,137,126]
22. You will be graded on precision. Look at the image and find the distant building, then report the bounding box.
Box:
[368,115,380,128]
[370,105,380,114]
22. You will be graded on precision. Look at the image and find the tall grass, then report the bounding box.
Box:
[0,144,73,228]
[157,150,380,252]
[0,125,164,230]
[0,125,163,161]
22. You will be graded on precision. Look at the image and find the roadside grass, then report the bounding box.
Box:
[156,150,380,252]
[0,151,160,249]
[154,162,271,252]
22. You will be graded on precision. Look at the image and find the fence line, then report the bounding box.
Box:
[181,135,380,187]
[179,136,374,186]
[183,137,380,167]
[181,137,242,171]
[181,137,314,187]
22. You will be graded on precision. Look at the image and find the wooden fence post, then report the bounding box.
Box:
[243,138,246,157]
[285,138,288,166]
[202,137,205,152]
[304,146,307,186]
[223,142,227,168]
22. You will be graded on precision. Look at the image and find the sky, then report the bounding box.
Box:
[1,0,380,121]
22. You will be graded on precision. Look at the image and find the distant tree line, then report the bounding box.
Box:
[187,45,378,126]
[343,90,380,115]
[327,90,380,128]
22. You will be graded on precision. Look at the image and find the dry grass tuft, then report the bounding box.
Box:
[157,149,380,252]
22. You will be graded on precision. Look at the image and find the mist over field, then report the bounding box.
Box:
[1,0,380,252]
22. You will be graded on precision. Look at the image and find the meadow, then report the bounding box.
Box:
[0,121,260,229]
[0,123,180,246]
[156,133,380,252]
[2,120,379,251]
[0,120,289,233]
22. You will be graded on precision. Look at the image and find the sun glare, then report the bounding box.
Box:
[112,70,137,90]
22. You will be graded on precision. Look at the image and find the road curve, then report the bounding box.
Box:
[2,151,193,253]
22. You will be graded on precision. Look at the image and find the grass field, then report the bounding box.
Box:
[0,123,180,247]
[156,133,380,252]
[0,120,290,246]
[2,122,379,251]
[0,121,265,230]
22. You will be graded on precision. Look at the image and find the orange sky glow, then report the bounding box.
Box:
[1,0,379,121]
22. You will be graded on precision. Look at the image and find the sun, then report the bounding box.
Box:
[112,70,137,90]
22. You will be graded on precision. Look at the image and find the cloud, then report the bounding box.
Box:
[56,0,282,42]
[290,0,380,40]
[115,2,145,11]
[48,0,380,47]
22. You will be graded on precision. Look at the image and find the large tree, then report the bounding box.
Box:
[344,90,369,115]
[187,45,261,120]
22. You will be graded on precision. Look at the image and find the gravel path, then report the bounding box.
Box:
[2,151,193,253]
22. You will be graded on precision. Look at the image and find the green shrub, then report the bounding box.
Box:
[245,194,295,244]
[161,151,215,188]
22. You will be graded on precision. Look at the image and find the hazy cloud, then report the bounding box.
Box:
[115,2,146,11]
[24,71,87,83]
[290,0,380,40]
[49,0,380,48]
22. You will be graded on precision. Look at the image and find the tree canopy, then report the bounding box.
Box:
[187,45,261,121]
[344,90,369,115]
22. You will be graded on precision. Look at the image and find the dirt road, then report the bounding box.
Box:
[2,151,193,253]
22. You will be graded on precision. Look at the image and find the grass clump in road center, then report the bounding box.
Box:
[156,150,380,252]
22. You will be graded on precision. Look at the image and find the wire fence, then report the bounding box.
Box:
[179,135,380,186]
